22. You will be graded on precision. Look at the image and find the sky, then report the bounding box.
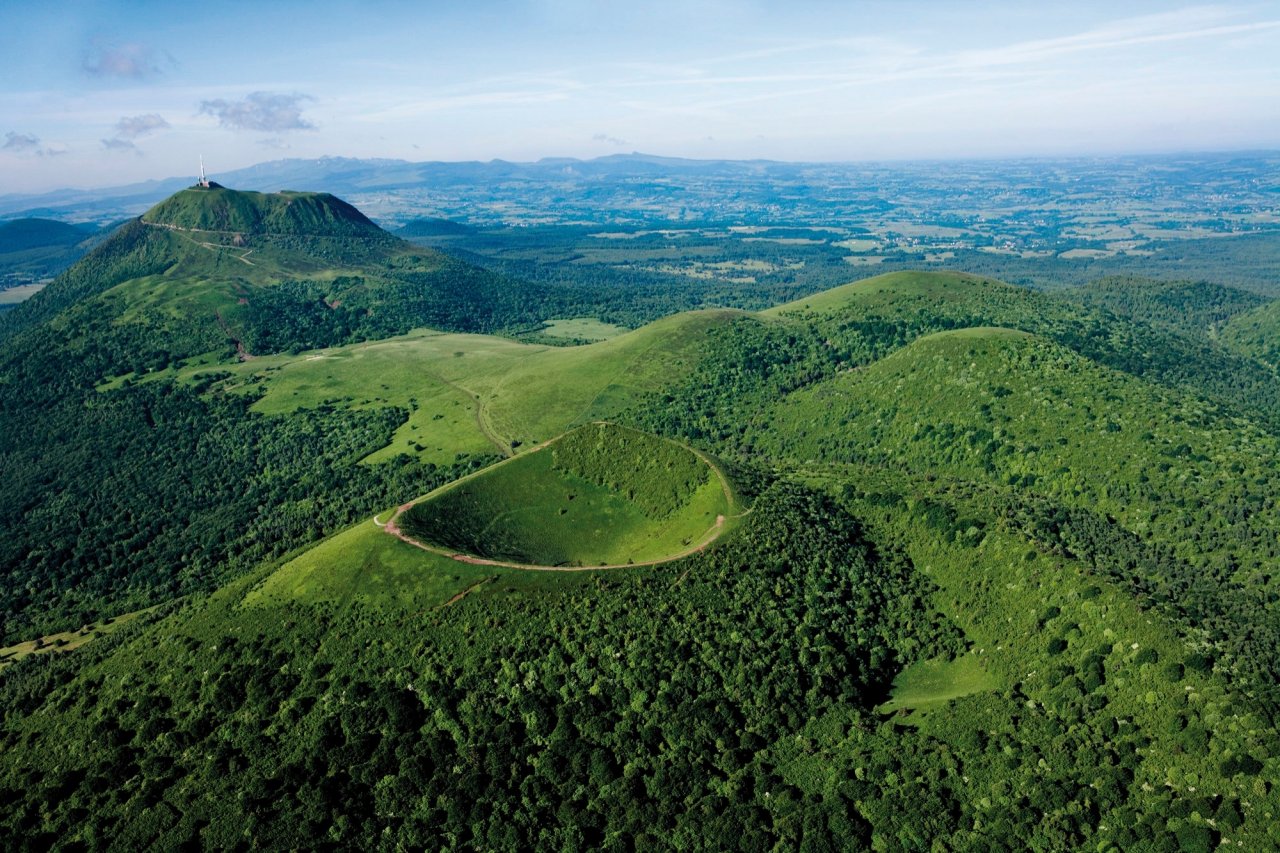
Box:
[0,0,1278,193]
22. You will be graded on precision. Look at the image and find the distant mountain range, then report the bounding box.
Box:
[6,149,1278,228]
[0,153,789,223]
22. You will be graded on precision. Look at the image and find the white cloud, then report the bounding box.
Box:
[199,92,316,133]
[3,131,67,157]
[2,131,41,153]
[115,113,169,140]
[82,41,165,79]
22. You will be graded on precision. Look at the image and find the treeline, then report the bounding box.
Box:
[550,423,710,518]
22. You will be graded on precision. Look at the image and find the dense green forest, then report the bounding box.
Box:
[1070,276,1271,339]
[1222,299,1280,367]
[2,188,1279,850]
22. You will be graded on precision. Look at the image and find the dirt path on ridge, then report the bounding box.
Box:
[383,512,727,572]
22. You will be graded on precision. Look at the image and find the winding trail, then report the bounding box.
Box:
[145,221,259,265]
[421,370,510,456]
[438,576,496,608]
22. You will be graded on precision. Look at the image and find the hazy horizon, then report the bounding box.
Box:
[9,145,1280,203]
[3,0,1278,194]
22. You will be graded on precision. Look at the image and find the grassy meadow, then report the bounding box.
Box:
[535,317,630,341]
[165,309,740,464]
[877,654,999,721]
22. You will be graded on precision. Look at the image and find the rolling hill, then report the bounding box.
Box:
[0,217,91,254]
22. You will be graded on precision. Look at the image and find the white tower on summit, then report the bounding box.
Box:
[198,156,210,188]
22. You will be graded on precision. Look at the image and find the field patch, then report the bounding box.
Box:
[0,282,48,304]
[164,309,736,464]
[0,606,158,671]
[877,654,999,721]
[537,317,629,341]
[396,423,735,568]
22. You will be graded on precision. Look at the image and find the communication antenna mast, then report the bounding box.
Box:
[198,156,210,188]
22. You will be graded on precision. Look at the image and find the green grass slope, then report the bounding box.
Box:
[398,423,733,567]
[755,269,1280,429]
[761,269,1006,316]
[876,654,997,720]
[243,517,495,611]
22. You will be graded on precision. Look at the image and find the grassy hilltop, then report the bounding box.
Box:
[1,184,593,371]
[140,186,388,238]
[2,184,1280,850]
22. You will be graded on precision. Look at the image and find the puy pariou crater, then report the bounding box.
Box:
[395,423,735,568]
